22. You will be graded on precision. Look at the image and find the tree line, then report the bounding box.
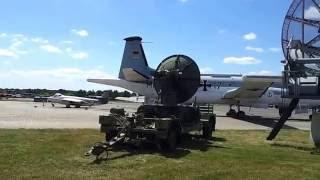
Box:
[0,88,136,99]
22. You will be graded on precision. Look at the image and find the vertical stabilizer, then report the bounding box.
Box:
[118,36,152,81]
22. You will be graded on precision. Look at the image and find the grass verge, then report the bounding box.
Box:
[0,129,319,179]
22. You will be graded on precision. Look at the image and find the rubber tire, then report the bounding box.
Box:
[237,111,245,118]
[209,115,216,132]
[161,129,177,152]
[105,130,118,142]
[226,109,236,116]
[202,123,213,139]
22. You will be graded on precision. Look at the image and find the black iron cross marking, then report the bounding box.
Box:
[200,80,212,91]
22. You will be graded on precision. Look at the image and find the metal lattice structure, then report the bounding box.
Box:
[268,0,320,140]
[282,0,320,99]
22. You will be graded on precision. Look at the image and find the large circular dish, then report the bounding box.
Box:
[282,0,320,64]
[154,55,200,104]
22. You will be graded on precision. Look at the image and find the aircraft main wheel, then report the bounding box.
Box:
[237,111,246,118]
[75,105,81,108]
[226,109,236,116]
[66,104,71,108]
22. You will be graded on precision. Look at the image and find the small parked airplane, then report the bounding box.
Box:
[47,93,98,108]
[88,36,320,117]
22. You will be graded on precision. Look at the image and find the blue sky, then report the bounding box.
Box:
[0,0,292,90]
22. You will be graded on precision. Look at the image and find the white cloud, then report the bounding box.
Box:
[269,47,281,52]
[0,49,18,58]
[40,44,62,54]
[70,52,88,60]
[9,40,28,55]
[223,56,261,65]
[247,70,275,76]
[71,29,89,37]
[305,6,320,20]
[243,32,257,41]
[200,67,214,74]
[31,37,49,44]
[61,40,73,44]
[65,47,73,53]
[245,46,264,53]
[13,34,24,38]
[0,68,119,90]
[0,33,7,38]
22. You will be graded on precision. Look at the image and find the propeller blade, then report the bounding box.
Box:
[266,98,299,140]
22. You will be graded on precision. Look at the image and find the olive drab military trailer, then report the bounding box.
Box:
[86,54,216,160]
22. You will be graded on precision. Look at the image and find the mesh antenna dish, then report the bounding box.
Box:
[282,0,320,74]
[154,55,200,105]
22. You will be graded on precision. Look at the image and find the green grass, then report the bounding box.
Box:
[0,129,319,179]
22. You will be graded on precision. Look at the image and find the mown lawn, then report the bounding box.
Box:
[0,129,319,179]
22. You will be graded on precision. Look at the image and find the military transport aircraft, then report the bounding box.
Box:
[48,93,98,108]
[88,36,320,117]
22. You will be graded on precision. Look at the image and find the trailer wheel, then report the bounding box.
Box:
[202,122,213,139]
[105,132,112,142]
[105,130,117,142]
[160,128,177,152]
[209,115,216,132]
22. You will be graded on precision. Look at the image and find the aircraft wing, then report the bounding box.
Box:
[223,75,282,99]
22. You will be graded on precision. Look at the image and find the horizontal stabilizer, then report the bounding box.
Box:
[87,79,131,90]
[87,78,154,97]
[122,68,149,82]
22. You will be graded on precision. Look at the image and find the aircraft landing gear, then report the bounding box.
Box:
[226,104,246,118]
[226,105,237,116]
[236,104,246,118]
[237,111,246,118]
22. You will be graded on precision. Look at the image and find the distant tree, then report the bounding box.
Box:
[87,90,96,96]
[57,89,67,94]
[96,90,103,96]
[75,90,87,97]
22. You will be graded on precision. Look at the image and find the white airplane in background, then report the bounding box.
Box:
[48,93,98,108]
[88,36,320,117]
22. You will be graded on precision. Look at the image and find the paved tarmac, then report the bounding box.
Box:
[0,99,311,130]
